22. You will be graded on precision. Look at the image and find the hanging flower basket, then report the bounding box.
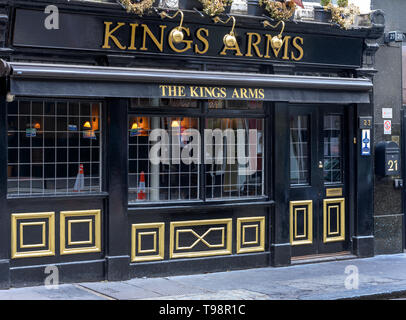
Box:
[118,0,159,16]
[325,2,360,29]
[259,0,296,21]
[198,0,234,16]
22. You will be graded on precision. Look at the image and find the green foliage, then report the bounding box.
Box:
[320,0,331,6]
[337,0,348,7]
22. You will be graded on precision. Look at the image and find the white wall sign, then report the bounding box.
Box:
[384,120,392,135]
[382,108,392,119]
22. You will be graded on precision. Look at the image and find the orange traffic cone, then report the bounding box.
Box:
[137,171,146,201]
[73,164,85,192]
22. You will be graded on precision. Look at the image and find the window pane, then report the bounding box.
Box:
[290,115,310,185]
[323,114,343,184]
[128,116,200,203]
[7,100,102,196]
[205,118,264,200]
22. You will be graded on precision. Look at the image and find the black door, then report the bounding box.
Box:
[289,105,350,257]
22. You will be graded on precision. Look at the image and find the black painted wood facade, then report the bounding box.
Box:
[0,0,384,288]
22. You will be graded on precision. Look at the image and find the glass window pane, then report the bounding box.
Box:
[323,114,343,184]
[32,102,43,115]
[290,115,310,185]
[7,101,18,115]
[128,116,200,203]
[7,100,102,196]
[44,102,55,116]
[204,118,264,200]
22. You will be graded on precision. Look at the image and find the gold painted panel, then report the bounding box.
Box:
[11,212,55,259]
[170,219,232,259]
[294,208,307,239]
[326,188,343,197]
[60,210,101,255]
[237,217,265,254]
[323,198,345,243]
[242,225,259,245]
[290,200,313,246]
[138,231,157,254]
[327,205,340,236]
[19,221,46,249]
[131,222,165,262]
[67,219,93,246]
[176,227,225,250]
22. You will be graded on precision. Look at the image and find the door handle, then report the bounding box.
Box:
[318,161,323,169]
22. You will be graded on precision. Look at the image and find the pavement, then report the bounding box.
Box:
[2,253,406,300]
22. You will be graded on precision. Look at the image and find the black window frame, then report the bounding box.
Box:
[127,98,271,208]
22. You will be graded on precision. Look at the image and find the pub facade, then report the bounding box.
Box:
[0,0,384,288]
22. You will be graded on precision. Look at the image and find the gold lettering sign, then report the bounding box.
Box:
[102,21,304,62]
[159,85,265,100]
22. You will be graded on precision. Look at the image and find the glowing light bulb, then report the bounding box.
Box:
[131,123,138,130]
[171,120,180,128]
[83,121,91,129]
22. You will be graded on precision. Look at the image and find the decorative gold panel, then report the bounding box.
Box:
[60,210,101,255]
[290,200,313,246]
[19,222,46,249]
[326,188,343,197]
[138,231,157,254]
[131,222,165,262]
[236,217,265,254]
[11,212,55,259]
[170,219,232,259]
[68,219,93,246]
[323,198,345,243]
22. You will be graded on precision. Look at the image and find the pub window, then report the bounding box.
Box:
[7,100,102,196]
[129,99,265,204]
[205,117,264,199]
[128,116,200,203]
[290,114,310,185]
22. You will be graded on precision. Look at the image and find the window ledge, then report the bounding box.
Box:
[128,199,274,214]
[7,192,109,201]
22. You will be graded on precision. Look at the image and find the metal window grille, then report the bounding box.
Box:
[7,100,102,196]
